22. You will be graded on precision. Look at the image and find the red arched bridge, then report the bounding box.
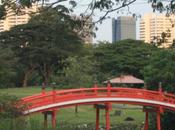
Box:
[21,84,175,130]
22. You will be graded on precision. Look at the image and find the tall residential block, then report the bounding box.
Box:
[112,16,136,42]
[0,4,38,32]
[140,13,175,48]
[0,6,93,43]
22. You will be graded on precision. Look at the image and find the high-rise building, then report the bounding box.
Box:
[112,16,136,42]
[0,4,38,32]
[0,6,93,43]
[0,4,93,43]
[140,13,175,48]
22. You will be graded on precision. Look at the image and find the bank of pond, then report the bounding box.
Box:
[0,118,143,130]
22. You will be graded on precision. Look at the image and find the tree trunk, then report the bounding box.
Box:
[75,105,78,115]
[40,63,52,86]
[43,69,52,86]
[22,67,35,87]
[22,73,28,87]
[43,75,50,86]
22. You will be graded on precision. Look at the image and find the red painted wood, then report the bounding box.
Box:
[144,111,149,130]
[96,107,100,130]
[21,87,175,114]
[52,110,56,129]
[105,103,110,130]
[157,110,161,130]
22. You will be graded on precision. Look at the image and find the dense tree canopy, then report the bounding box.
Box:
[0,0,175,23]
[61,56,96,88]
[143,49,175,92]
[0,1,175,129]
[0,94,24,119]
[0,9,83,87]
[93,39,158,82]
[0,47,17,87]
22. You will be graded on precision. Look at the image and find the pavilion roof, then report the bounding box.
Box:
[104,75,144,84]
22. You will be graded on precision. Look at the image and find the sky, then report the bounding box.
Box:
[94,1,153,42]
[49,0,155,42]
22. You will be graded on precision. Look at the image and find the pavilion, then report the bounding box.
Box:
[104,75,144,87]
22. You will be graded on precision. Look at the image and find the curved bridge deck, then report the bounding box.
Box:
[22,87,175,114]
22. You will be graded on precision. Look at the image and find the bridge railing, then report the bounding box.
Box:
[21,87,175,113]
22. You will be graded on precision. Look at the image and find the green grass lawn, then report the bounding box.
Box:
[0,87,51,97]
[0,87,145,128]
[57,105,144,124]
[30,105,144,126]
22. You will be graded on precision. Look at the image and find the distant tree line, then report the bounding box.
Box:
[0,8,175,129]
[0,8,175,90]
[0,0,175,24]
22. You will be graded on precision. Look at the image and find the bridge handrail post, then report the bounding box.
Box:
[42,82,46,95]
[107,81,111,97]
[51,110,57,129]
[158,82,164,101]
[42,83,46,105]
[52,83,56,103]
[156,108,162,130]
[94,83,98,96]
[143,109,149,130]
[158,82,164,113]
[105,103,111,130]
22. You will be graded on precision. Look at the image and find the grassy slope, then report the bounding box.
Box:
[0,87,51,97]
[0,87,144,126]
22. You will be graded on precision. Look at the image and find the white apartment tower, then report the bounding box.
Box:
[0,4,38,32]
[140,13,175,48]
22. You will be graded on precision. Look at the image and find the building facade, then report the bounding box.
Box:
[112,16,136,42]
[0,4,38,32]
[0,4,93,43]
[140,13,175,48]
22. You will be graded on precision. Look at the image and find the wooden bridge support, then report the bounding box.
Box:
[144,111,149,130]
[94,103,112,130]
[156,110,161,130]
[52,110,56,129]
[44,112,48,129]
[43,110,57,129]
[143,107,163,130]
[96,107,100,130]
[105,103,110,130]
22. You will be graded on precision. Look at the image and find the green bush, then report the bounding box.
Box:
[0,94,24,119]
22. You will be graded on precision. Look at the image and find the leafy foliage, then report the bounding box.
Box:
[0,46,17,87]
[0,0,175,23]
[93,39,158,81]
[143,49,175,92]
[61,56,96,88]
[0,94,24,119]
[0,5,6,19]
[142,49,175,130]
[161,112,175,130]
[151,29,175,48]
[149,0,175,14]
[0,8,83,87]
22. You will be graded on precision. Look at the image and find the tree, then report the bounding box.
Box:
[0,0,175,23]
[93,39,158,82]
[150,29,175,48]
[142,49,175,130]
[0,46,17,87]
[61,56,96,88]
[0,9,83,87]
[0,94,24,119]
[142,49,175,92]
